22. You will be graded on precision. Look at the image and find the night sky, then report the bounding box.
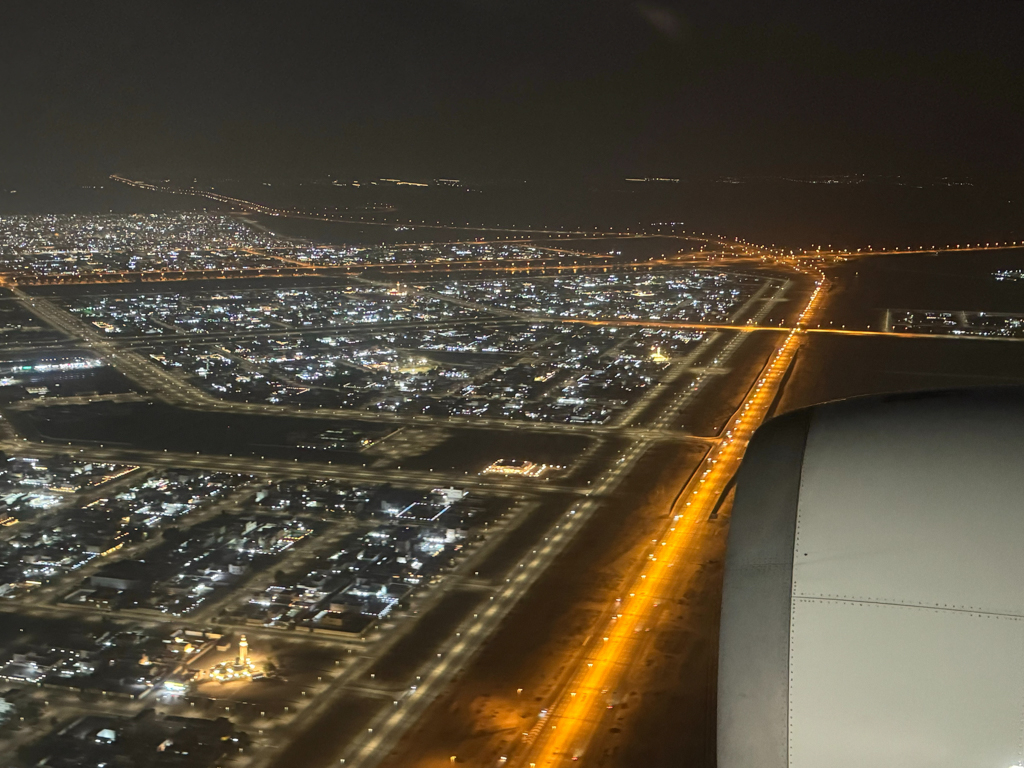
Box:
[3,1,1024,184]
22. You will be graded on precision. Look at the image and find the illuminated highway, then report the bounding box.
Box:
[109,174,760,256]
[287,271,809,768]
[809,241,1024,259]
[513,273,825,767]
[565,318,1024,343]
[330,414,668,768]
[0,251,750,287]
[105,174,1024,270]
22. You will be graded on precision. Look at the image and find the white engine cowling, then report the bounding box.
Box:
[719,389,1024,768]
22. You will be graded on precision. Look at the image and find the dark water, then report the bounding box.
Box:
[0,181,197,215]
[822,250,1024,330]
[218,176,1024,252]
[781,249,1024,411]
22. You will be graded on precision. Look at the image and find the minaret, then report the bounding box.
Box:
[238,635,249,664]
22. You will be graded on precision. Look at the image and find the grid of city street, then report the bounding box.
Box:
[0,212,805,767]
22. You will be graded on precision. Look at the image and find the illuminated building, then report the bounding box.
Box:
[481,459,560,478]
[209,634,257,683]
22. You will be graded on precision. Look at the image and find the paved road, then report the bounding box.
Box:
[0,438,587,496]
[0,213,827,767]
[9,285,730,442]
[327,275,818,768]
[515,270,826,766]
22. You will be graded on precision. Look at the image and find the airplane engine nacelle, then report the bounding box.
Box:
[719,389,1024,768]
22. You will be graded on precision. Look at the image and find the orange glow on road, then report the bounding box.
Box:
[565,318,1024,343]
[518,272,826,766]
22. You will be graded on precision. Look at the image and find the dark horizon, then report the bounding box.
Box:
[4,1,1024,186]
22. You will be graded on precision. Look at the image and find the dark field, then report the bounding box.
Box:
[394,427,592,474]
[5,401,394,463]
[369,590,488,685]
[0,366,137,403]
